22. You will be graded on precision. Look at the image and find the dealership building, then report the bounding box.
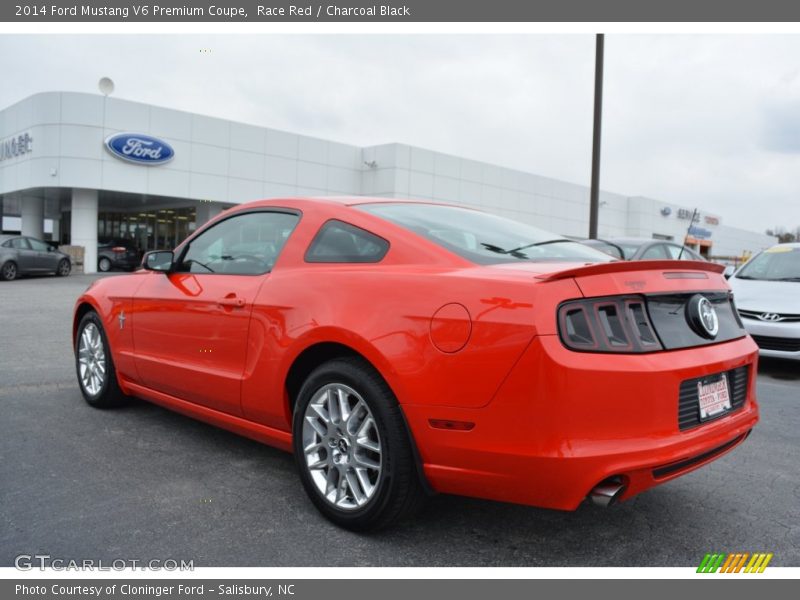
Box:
[0,91,776,273]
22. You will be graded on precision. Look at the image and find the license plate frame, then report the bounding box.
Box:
[697,372,732,421]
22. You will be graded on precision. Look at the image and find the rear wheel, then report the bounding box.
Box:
[98,257,112,272]
[1,261,18,281]
[292,357,425,531]
[56,259,71,277]
[75,311,128,408]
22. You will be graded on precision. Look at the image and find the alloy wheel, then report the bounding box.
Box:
[301,383,383,510]
[78,323,106,396]
[2,262,16,280]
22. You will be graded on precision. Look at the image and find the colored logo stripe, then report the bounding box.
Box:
[697,553,773,573]
[745,553,773,573]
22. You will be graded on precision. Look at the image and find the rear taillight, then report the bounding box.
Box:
[558,296,663,353]
[112,246,126,253]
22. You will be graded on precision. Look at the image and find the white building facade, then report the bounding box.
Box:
[0,92,776,273]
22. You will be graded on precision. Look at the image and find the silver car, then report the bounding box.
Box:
[727,243,800,360]
[0,235,72,281]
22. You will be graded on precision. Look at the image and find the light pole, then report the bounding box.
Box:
[589,34,604,239]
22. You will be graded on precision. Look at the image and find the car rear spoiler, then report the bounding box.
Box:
[534,259,725,281]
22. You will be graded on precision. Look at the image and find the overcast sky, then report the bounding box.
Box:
[1,34,799,233]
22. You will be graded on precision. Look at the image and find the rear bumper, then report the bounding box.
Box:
[403,335,759,510]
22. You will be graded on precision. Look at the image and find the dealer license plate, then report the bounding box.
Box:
[697,373,732,421]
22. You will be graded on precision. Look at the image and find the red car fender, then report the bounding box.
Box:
[241,322,408,431]
[73,273,149,392]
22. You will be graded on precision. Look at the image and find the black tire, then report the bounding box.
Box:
[56,259,71,277]
[1,260,18,281]
[292,357,426,531]
[98,257,112,272]
[75,311,128,408]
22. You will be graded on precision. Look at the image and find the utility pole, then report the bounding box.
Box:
[589,33,604,239]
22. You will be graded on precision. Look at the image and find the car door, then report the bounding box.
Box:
[26,237,59,271]
[132,210,300,415]
[9,238,37,272]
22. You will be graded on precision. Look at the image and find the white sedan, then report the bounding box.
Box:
[728,243,800,360]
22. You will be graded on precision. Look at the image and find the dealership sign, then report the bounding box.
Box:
[0,132,32,162]
[688,225,713,239]
[104,133,174,165]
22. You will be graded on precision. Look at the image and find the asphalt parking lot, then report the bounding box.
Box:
[1,274,798,567]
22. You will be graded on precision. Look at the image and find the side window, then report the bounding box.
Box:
[599,243,623,259]
[664,244,689,260]
[28,239,49,251]
[180,211,299,275]
[641,244,667,259]
[305,220,389,263]
[10,238,30,250]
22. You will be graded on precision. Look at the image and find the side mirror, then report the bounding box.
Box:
[142,250,174,272]
[723,265,735,279]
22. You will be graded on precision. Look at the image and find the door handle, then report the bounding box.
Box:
[218,294,246,308]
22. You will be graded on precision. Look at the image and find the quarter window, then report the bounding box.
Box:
[641,244,668,260]
[664,244,701,260]
[305,220,389,263]
[179,211,299,275]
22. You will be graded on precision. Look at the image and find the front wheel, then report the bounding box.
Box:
[292,357,425,531]
[56,259,71,277]
[75,311,128,408]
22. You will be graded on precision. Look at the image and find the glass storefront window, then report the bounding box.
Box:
[96,207,196,251]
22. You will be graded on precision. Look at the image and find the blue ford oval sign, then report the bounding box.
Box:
[104,133,174,165]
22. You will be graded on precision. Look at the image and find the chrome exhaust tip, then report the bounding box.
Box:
[589,478,625,508]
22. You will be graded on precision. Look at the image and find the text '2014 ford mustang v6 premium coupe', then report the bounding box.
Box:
[73,197,758,530]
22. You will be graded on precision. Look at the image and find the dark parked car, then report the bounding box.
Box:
[0,235,71,281]
[97,238,141,272]
[581,237,706,261]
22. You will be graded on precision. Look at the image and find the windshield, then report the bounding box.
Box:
[736,246,800,281]
[358,203,614,265]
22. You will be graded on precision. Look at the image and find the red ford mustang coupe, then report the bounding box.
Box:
[73,198,759,530]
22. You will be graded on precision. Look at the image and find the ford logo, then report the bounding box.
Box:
[104,133,174,165]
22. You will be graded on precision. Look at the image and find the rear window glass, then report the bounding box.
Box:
[357,203,613,265]
[306,220,389,263]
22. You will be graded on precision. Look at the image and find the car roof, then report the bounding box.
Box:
[597,237,675,245]
[232,196,457,210]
